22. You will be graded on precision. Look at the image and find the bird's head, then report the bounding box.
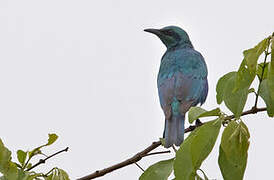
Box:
[144,26,193,49]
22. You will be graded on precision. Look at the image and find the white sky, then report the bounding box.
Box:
[0,0,273,179]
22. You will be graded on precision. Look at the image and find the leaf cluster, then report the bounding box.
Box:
[0,134,69,180]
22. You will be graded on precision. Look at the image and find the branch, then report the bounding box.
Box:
[76,121,210,180]
[224,107,267,120]
[26,147,69,171]
[143,150,171,157]
[78,107,267,180]
[254,41,270,108]
[77,141,161,180]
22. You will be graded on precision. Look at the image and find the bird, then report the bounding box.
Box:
[144,26,208,148]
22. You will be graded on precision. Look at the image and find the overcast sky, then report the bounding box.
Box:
[0,0,273,179]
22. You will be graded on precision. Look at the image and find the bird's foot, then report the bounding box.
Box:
[195,119,202,126]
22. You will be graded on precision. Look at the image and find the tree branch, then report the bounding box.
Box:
[254,42,270,108]
[78,107,267,180]
[143,150,171,157]
[224,107,267,120]
[26,147,69,171]
[77,141,161,180]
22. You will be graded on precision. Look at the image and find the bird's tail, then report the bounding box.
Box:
[163,114,185,148]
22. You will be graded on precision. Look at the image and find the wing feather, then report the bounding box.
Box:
[157,48,208,116]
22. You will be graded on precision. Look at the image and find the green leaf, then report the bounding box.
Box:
[17,150,27,167]
[0,139,24,179]
[26,163,32,170]
[188,107,206,123]
[46,168,70,180]
[46,173,53,180]
[58,169,70,180]
[0,139,12,174]
[216,72,249,118]
[47,134,58,146]
[259,80,274,117]
[188,107,221,124]
[174,119,221,180]
[234,38,269,91]
[256,62,269,80]
[139,158,173,180]
[216,72,237,104]
[0,140,39,180]
[4,162,19,180]
[267,37,274,100]
[248,88,256,94]
[18,169,36,180]
[234,61,254,91]
[234,37,270,92]
[29,133,58,159]
[28,148,42,159]
[243,38,269,73]
[223,73,249,118]
[25,173,44,180]
[218,121,250,180]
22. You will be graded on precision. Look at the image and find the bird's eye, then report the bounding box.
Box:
[163,30,173,36]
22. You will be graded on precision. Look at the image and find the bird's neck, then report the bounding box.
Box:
[167,42,194,51]
[167,40,194,50]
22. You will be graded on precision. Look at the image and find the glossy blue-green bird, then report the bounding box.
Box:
[145,26,208,148]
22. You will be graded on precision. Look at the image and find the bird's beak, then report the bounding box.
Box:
[144,28,162,36]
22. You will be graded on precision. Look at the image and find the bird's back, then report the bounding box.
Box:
[157,47,208,108]
[158,47,207,83]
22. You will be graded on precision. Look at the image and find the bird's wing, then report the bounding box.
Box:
[158,49,208,116]
[174,72,208,113]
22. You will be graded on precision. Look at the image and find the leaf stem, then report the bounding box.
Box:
[172,145,177,153]
[134,162,145,172]
[45,167,57,176]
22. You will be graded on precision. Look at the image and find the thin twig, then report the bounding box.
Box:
[77,141,161,180]
[134,162,145,172]
[26,147,69,171]
[78,107,267,180]
[254,41,270,108]
[23,157,32,170]
[45,167,56,176]
[143,150,171,157]
[172,145,177,153]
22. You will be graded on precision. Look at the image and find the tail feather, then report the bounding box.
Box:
[164,114,185,148]
[175,114,185,146]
